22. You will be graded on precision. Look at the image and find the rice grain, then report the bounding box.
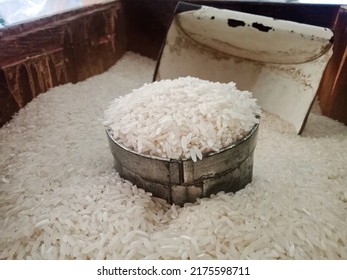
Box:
[0,52,346,260]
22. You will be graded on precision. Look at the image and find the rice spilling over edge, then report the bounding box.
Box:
[103,77,261,161]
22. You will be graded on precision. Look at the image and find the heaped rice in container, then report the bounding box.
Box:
[104,77,261,162]
[1,53,347,260]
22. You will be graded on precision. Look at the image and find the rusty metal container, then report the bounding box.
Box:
[106,121,259,205]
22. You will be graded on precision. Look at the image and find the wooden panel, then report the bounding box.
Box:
[0,1,126,127]
[0,0,343,127]
[318,7,347,125]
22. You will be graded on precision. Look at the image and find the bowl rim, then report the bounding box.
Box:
[105,115,260,163]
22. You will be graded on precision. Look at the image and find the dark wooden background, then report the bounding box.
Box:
[0,1,126,127]
[0,0,346,127]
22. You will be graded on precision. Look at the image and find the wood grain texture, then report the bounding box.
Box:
[318,7,347,125]
[0,0,345,127]
[0,0,126,127]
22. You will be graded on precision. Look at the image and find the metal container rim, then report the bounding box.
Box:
[105,115,260,163]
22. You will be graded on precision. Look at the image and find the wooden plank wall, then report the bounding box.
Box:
[0,0,126,127]
[1,0,346,127]
[317,7,347,125]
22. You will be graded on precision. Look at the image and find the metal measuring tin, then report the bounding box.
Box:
[106,120,259,206]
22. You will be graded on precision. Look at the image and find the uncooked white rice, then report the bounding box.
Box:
[0,52,346,260]
[103,77,260,161]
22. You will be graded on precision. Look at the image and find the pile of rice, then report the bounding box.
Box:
[104,77,260,161]
[0,52,346,260]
